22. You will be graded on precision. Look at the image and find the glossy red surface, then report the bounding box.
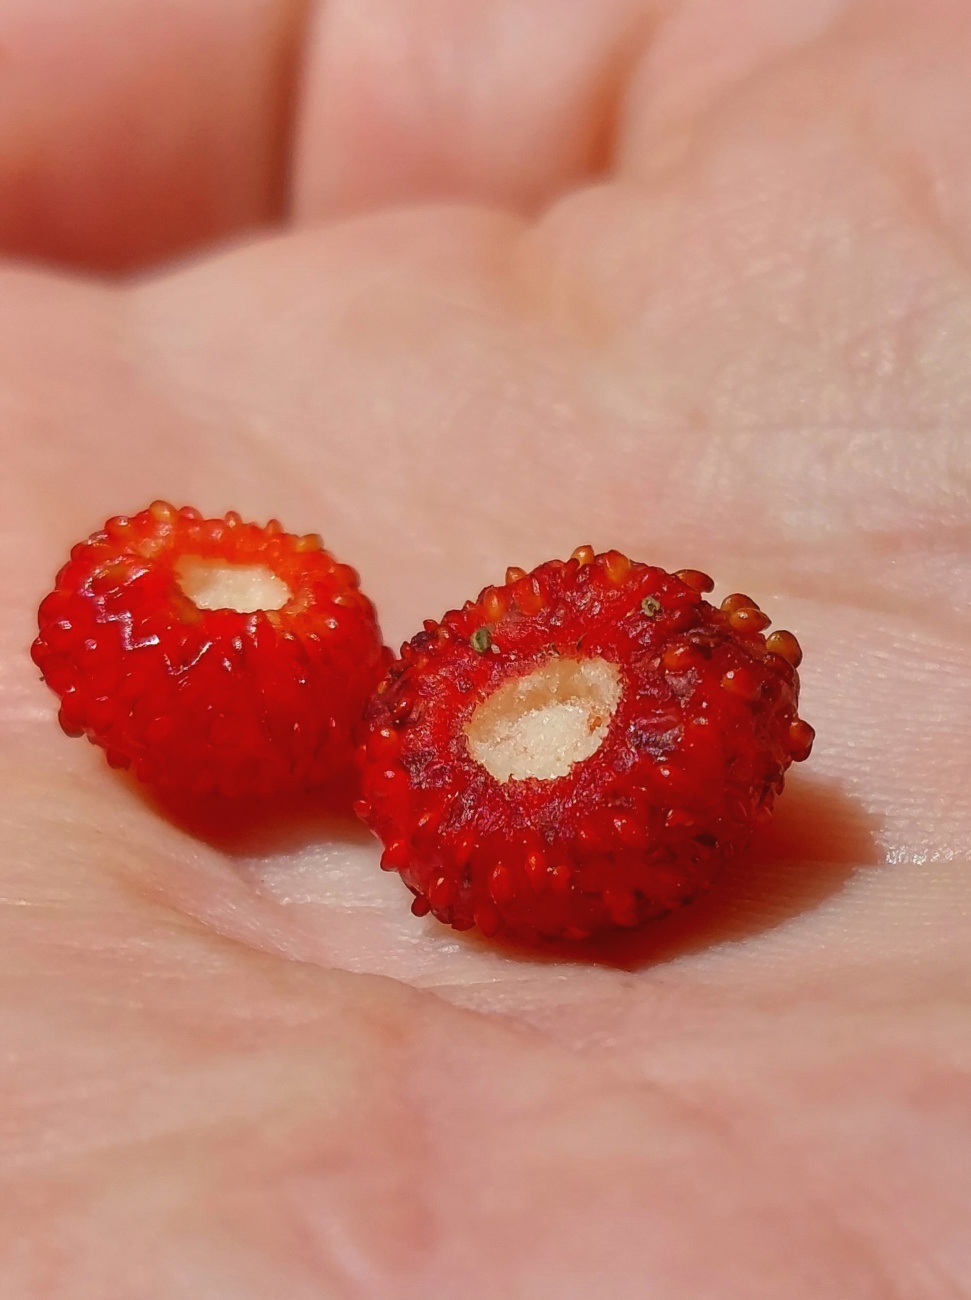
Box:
[357,549,813,942]
[32,501,389,797]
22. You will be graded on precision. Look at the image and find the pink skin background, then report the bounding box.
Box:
[2,0,970,1295]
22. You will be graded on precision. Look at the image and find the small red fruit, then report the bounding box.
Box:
[32,501,388,796]
[357,551,813,942]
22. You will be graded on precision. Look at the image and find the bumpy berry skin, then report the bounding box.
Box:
[357,550,813,942]
[32,502,388,797]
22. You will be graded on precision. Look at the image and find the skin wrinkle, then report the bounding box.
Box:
[780,1112,971,1300]
[577,38,971,416]
[575,7,663,182]
[9,517,971,946]
[17,899,821,1294]
[616,0,856,182]
[9,595,935,982]
[293,0,668,219]
[128,215,971,609]
[272,0,316,220]
[857,125,971,285]
[3,1,971,1294]
[741,6,971,287]
[532,145,971,434]
[0,0,964,275]
[617,0,971,204]
[0,0,314,270]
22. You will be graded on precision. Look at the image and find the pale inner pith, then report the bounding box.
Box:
[176,559,291,613]
[465,657,622,782]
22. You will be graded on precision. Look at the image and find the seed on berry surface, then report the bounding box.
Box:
[514,576,545,615]
[474,900,502,937]
[381,840,409,872]
[603,889,639,928]
[721,667,763,700]
[766,630,804,668]
[601,550,632,584]
[525,849,547,887]
[367,726,401,762]
[721,593,759,614]
[482,587,508,622]
[429,875,458,910]
[729,606,772,634]
[662,643,697,672]
[471,627,493,654]
[788,719,816,762]
[675,569,715,594]
[489,863,516,905]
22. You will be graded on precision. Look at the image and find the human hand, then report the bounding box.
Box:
[2,1,969,1294]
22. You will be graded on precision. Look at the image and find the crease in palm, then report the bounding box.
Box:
[1,0,969,1295]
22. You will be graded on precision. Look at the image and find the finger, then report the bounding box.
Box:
[0,0,303,271]
[292,0,652,220]
[293,0,971,247]
[290,0,857,221]
[619,0,971,219]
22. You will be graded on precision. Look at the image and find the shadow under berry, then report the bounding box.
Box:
[134,767,372,857]
[452,774,882,971]
[132,761,880,975]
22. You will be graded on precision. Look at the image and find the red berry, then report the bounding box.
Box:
[357,551,812,942]
[32,501,388,796]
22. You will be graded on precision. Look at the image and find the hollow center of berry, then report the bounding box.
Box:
[465,657,622,783]
[176,559,291,613]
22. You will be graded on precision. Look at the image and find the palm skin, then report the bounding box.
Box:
[2,0,970,1295]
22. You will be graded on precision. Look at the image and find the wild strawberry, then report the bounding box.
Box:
[356,549,813,942]
[32,502,388,797]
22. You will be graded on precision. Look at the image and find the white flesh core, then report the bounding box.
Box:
[176,559,291,613]
[465,657,623,783]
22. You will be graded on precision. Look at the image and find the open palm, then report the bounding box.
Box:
[3,1,970,1295]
